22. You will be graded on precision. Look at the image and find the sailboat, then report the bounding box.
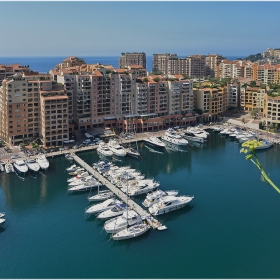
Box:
[87,172,114,202]
[111,172,150,241]
[123,99,141,158]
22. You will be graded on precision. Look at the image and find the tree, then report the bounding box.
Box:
[250,80,257,87]
[251,108,258,119]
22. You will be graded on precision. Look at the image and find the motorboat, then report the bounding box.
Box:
[108,139,127,157]
[181,131,204,143]
[187,127,209,139]
[0,218,5,226]
[25,158,40,172]
[161,129,188,146]
[5,163,14,174]
[96,203,127,220]
[88,190,114,202]
[68,175,94,186]
[68,168,85,176]
[13,159,28,175]
[122,179,160,196]
[143,136,166,148]
[85,198,121,215]
[66,164,77,172]
[97,142,113,157]
[65,153,74,161]
[0,164,4,172]
[104,210,143,233]
[149,195,194,215]
[68,180,101,192]
[112,223,150,241]
[0,212,5,218]
[125,147,141,158]
[255,140,274,150]
[36,154,49,170]
[142,189,179,208]
[67,172,89,182]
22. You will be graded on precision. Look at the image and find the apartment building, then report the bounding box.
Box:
[193,87,226,122]
[54,56,85,71]
[205,54,224,77]
[253,64,277,84]
[152,53,178,74]
[0,73,68,146]
[227,83,239,108]
[0,64,30,86]
[264,94,280,127]
[243,86,265,112]
[187,55,206,78]
[119,52,146,69]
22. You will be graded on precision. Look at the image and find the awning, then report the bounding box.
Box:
[104,116,117,121]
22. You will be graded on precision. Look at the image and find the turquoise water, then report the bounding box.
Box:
[1,131,280,278]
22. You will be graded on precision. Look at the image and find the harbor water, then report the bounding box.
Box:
[1,131,280,278]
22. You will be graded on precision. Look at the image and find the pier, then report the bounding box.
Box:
[70,153,163,230]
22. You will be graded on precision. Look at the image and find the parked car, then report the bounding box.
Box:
[11,155,21,159]
[83,139,91,145]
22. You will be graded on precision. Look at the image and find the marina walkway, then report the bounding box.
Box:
[71,153,162,229]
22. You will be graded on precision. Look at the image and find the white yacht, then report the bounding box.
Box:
[68,180,101,192]
[66,164,77,172]
[96,203,127,220]
[5,163,14,174]
[255,139,274,150]
[0,212,5,218]
[112,223,150,241]
[143,136,166,148]
[68,168,85,176]
[85,198,121,215]
[125,147,141,158]
[0,164,4,172]
[122,179,160,196]
[104,210,143,233]
[36,154,49,170]
[0,217,5,226]
[25,158,40,172]
[97,142,113,157]
[108,139,127,157]
[149,195,194,215]
[13,160,28,175]
[88,190,114,202]
[68,175,94,186]
[67,172,89,183]
[181,131,204,143]
[187,127,209,139]
[142,189,179,208]
[161,129,188,146]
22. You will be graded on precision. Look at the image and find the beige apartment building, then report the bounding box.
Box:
[194,87,226,122]
[0,64,30,86]
[205,54,224,77]
[263,94,280,127]
[0,73,69,146]
[119,52,146,69]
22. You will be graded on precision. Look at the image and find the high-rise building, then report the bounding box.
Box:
[119,52,146,69]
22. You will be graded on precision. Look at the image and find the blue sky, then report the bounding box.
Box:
[1,1,279,57]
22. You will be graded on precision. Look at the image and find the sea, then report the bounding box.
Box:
[1,131,280,278]
[0,55,244,74]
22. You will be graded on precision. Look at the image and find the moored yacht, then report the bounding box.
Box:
[5,163,14,174]
[68,175,94,186]
[36,154,49,170]
[85,198,121,215]
[0,217,5,226]
[67,172,89,183]
[161,129,188,146]
[123,179,160,196]
[149,195,194,215]
[255,139,274,150]
[13,160,28,175]
[88,190,114,202]
[112,223,150,241]
[96,203,127,220]
[66,164,77,172]
[142,189,179,208]
[68,180,101,192]
[25,158,40,172]
[97,142,113,157]
[143,135,166,148]
[104,210,143,233]
[108,139,127,157]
